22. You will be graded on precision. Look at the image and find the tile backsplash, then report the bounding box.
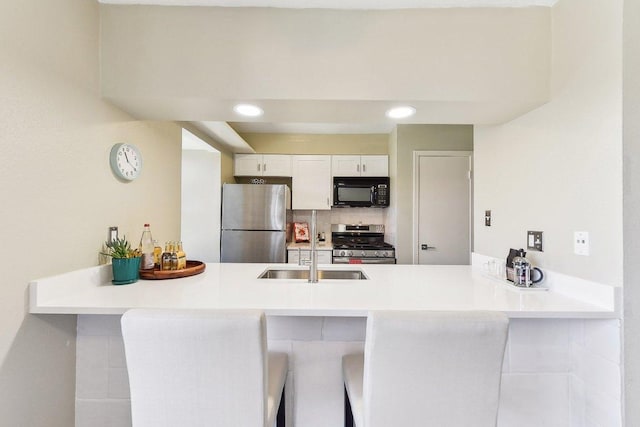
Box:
[292,208,387,240]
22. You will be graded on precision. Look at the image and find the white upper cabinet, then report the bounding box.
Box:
[292,155,332,210]
[361,155,389,176]
[331,155,388,177]
[234,154,292,176]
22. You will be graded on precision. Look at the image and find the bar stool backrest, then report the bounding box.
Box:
[121,309,268,427]
[363,310,509,427]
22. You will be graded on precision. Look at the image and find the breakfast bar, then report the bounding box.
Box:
[30,262,617,317]
[29,262,622,427]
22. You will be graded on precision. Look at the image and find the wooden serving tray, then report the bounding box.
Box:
[139,260,206,280]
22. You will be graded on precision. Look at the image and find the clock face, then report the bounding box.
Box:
[110,143,142,181]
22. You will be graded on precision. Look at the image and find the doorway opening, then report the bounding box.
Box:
[181,129,221,263]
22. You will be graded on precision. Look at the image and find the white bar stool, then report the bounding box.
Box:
[343,310,509,427]
[121,309,287,427]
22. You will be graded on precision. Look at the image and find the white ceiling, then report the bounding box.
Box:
[99,0,558,137]
[100,0,557,9]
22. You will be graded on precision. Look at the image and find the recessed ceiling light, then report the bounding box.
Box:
[386,106,416,119]
[234,104,264,117]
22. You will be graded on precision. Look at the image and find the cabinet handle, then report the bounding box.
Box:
[363,164,366,173]
[327,197,330,207]
[263,163,267,172]
[257,163,261,172]
[357,164,360,172]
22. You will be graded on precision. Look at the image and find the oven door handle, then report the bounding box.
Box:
[332,257,396,264]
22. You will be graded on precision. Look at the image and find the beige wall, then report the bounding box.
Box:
[240,133,388,155]
[0,1,182,425]
[623,0,640,422]
[390,125,474,264]
[474,0,622,286]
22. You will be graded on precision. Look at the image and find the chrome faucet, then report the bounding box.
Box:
[309,209,318,283]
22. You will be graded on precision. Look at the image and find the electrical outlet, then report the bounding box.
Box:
[527,231,543,252]
[574,231,589,256]
[108,226,118,243]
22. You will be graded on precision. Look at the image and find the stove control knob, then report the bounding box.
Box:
[348,251,354,257]
[339,250,346,257]
[374,251,380,257]
[361,251,366,257]
[381,251,388,257]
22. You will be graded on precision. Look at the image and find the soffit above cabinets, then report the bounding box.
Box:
[99,0,558,9]
[100,4,552,134]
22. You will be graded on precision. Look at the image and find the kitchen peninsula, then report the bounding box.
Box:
[30,261,622,427]
[30,262,616,317]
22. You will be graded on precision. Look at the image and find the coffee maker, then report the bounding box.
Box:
[506,249,544,287]
[512,255,544,287]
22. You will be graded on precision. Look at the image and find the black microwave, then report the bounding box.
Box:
[333,176,390,208]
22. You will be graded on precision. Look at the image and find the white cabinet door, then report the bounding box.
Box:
[361,155,388,176]
[234,154,262,176]
[292,155,332,210]
[235,154,292,176]
[287,249,301,264]
[331,155,361,177]
[317,250,332,264]
[262,155,292,176]
[331,155,389,177]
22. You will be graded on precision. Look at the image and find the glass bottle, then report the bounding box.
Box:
[161,242,172,271]
[170,242,179,271]
[139,224,155,270]
[176,241,187,270]
[153,240,162,269]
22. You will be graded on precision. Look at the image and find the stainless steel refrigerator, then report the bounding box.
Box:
[220,184,291,263]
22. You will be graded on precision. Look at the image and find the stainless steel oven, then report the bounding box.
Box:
[331,224,396,264]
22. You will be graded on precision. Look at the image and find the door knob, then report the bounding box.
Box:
[421,244,436,250]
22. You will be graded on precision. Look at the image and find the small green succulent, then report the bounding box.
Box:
[102,237,141,259]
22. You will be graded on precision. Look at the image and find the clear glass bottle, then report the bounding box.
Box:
[176,241,186,270]
[170,242,179,271]
[139,224,155,270]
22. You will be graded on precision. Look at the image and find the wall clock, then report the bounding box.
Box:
[110,143,142,181]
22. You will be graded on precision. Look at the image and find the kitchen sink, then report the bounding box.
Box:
[258,269,368,280]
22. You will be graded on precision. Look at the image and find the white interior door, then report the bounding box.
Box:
[415,152,471,265]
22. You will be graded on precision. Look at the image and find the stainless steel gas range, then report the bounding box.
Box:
[331,224,396,264]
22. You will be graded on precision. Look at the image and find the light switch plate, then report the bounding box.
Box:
[485,210,491,226]
[527,230,543,252]
[574,231,589,256]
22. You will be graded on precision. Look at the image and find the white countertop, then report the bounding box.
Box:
[29,263,618,318]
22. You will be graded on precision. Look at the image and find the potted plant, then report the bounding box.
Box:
[102,237,141,285]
